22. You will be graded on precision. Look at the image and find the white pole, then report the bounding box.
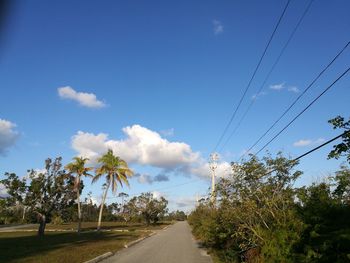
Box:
[209,153,219,204]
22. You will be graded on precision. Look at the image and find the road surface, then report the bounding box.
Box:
[0,224,37,232]
[103,221,212,263]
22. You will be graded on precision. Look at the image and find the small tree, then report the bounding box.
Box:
[93,149,133,231]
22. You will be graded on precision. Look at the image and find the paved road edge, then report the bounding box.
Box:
[83,252,114,263]
[82,230,157,263]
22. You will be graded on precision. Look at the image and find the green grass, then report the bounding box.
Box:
[0,221,172,263]
[0,230,146,263]
[11,221,171,232]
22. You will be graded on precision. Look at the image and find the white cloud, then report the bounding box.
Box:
[189,161,231,179]
[315,138,326,144]
[175,196,197,208]
[270,82,299,93]
[293,139,312,147]
[213,20,224,35]
[0,119,19,156]
[71,125,231,179]
[135,173,153,184]
[58,86,106,108]
[152,191,165,200]
[288,86,300,93]
[251,91,267,100]
[160,128,174,137]
[0,183,8,197]
[293,138,326,147]
[72,125,199,170]
[270,83,285,91]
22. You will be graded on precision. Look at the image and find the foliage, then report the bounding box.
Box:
[126,192,168,225]
[93,149,133,230]
[0,157,78,235]
[328,115,350,162]
[0,173,27,223]
[295,172,350,262]
[189,153,304,262]
[166,210,187,221]
[65,157,92,233]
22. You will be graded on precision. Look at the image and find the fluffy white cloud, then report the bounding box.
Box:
[0,119,19,155]
[71,125,231,179]
[72,125,199,169]
[189,161,232,179]
[58,86,106,108]
[213,20,224,35]
[293,138,325,147]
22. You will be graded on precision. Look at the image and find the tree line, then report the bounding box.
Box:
[0,149,185,236]
[188,116,350,262]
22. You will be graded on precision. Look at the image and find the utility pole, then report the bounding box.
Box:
[209,152,219,204]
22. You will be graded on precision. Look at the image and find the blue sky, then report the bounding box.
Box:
[0,0,349,211]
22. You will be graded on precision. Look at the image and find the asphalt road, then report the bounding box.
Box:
[103,221,212,263]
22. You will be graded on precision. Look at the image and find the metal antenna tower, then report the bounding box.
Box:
[209,152,219,203]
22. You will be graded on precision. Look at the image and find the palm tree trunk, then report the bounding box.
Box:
[77,189,82,234]
[97,181,110,231]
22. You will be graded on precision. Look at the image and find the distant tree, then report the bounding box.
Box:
[332,165,350,205]
[65,157,93,233]
[118,192,129,210]
[167,210,187,221]
[128,192,168,225]
[0,173,27,223]
[328,115,350,162]
[93,149,133,231]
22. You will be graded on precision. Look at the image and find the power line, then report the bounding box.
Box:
[218,0,315,153]
[263,130,350,176]
[213,0,291,152]
[254,66,350,155]
[239,41,350,160]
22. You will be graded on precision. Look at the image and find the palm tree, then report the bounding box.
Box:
[93,149,133,231]
[65,157,93,233]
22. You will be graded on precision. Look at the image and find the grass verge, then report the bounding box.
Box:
[6,221,171,232]
[0,230,149,263]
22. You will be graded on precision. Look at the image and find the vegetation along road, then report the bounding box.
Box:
[103,221,212,263]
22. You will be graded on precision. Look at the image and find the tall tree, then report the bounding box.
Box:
[93,149,133,231]
[65,157,92,233]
